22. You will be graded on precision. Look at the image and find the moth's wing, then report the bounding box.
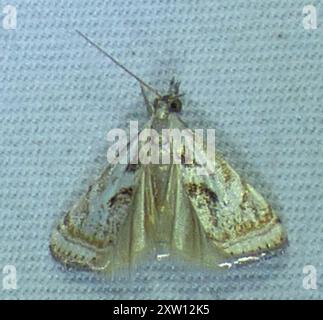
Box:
[168,115,287,268]
[110,164,157,270]
[50,161,137,271]
[50,121,153,272]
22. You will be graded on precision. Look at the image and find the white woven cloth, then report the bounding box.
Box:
[1,0,322,299]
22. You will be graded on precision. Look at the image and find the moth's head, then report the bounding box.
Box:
[152,78,183,119]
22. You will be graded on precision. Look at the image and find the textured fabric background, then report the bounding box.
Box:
[1,0,322,299]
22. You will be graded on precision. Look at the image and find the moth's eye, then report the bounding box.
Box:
[169,99,182,113]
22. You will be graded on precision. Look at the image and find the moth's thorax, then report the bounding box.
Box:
[151,115,171,134]
[154,101,170,120]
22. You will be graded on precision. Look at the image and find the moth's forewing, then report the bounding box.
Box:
[49,124,150,272]
[177,121,287,268]
[50,160,137,270]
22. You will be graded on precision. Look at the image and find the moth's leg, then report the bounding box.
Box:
[140,84,154,115]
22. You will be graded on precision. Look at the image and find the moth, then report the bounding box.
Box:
[50,31,287,273]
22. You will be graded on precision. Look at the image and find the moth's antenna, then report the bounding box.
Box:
[76,30,162,98]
